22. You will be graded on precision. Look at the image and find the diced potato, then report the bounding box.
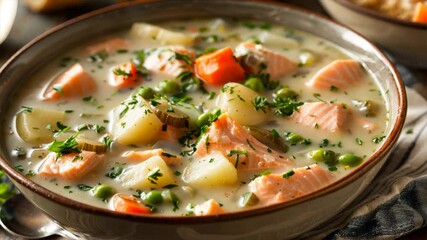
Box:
[112,99,162,146]
[16,107,65,143]
[218,83,269,126]
[130,22,194,46]
[182,153,238,187]
[258,31,299,49]
[119,156,175,189]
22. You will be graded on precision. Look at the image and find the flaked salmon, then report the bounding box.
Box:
[122,149,181,165]
[235,42,297,80]
[194,114,295,170]
[38,151,104,180]
[86,38,128,55]
[306,60,364,90]
[291,102,350,133]
[194,199,224,216]
[143,46,195,79]
[42,63,96,101]
[248,164,335,205]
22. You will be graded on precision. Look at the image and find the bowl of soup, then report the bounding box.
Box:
[0,1,406,239]
[320,0,427,69]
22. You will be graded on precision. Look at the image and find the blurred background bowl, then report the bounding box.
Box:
[320,0,427,69]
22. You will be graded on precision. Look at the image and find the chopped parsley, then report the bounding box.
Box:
[372,136,386,143]
[105,166,123,179]
[147,168,163,185]
[48,133,81,159]
[282,170,295,179]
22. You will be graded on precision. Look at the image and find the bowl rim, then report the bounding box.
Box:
[0,0,407,224]
[333,0,427,29]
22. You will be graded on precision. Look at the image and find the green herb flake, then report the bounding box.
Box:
[77,184,93,191]
[147,168,163,185]
[105,166,123,179]
[372,136,386,143]
[282,170,295,179]
[21,106,33,113]
[251,170,271,181]
[356,138,363,145]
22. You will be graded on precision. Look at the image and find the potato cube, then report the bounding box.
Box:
[113,99,162,146]
[16,107,65,143]
[183,153,238,187]
[119,156,175,189]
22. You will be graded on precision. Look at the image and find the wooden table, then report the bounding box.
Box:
[0,0,426,239]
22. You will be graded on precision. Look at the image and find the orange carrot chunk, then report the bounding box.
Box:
[413,2,427,23]
[43,63,96,101]
[112,194,152,214]
[110,62,140,89]
[195,47,245,85]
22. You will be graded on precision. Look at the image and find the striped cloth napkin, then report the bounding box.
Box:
[302,66,427,239]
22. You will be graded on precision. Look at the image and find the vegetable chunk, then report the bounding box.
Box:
[113,99,162,146]
[195,47,245,85]
[119,156,175,189]
[109,62,140,89]
[16,107,65,144]
[218,82,269,126]
[183,152,238,187]
[130,22,194,46]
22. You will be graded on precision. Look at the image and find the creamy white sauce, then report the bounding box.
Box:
[4,19,388,215]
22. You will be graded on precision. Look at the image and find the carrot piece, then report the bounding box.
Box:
[110,62,140,89]
[43,63,96,101]
[195,47,245,85]
[111,194,152,214]
[413,2,427,23]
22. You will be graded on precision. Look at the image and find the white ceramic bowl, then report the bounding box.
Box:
[0,1,407,239]
[320,0,427,69]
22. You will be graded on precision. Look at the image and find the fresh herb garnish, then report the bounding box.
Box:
[282,170,295,179]
[48,133,81,159]
[147,168,163,184]
[105,166,123,179]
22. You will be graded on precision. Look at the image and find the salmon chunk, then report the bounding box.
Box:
[143,46,195,79]
[38,151,104,180]
[235,42,297,79]
[291,102,350,133]
[306,60,364,90]
[195,114,295,170]
[248,164,335,205]
[43,63,96,101]
[122,149,181,165]
[194,199,224,216]
[86,38,128,55]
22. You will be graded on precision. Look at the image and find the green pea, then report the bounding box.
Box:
[196,112,213,128]
[338,154,362,167]
[308,149,338,166]
[244,77,265,93]
[274,88,298,100]
[92,184,115,199]
[143,190,163,205]
[286,133,303,144]
[157,80,180,95]
[137,87,155,100]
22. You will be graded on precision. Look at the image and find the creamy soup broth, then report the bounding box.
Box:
[4,19,388,216]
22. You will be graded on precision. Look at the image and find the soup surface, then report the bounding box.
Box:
[5,19,388,216]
